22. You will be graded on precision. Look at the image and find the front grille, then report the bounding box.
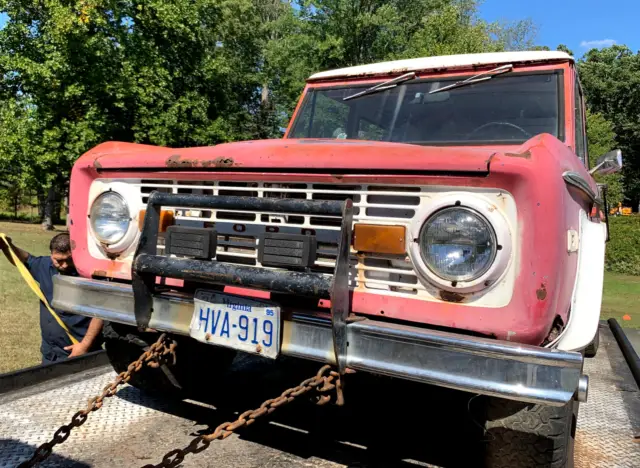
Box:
[135,180,429,298]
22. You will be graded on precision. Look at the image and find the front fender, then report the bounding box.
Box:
[556,210,606,351]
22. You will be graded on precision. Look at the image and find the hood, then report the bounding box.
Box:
[86,139,498,174]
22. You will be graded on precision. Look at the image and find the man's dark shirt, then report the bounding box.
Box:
[26,255,102,363]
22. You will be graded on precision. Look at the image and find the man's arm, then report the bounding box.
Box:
[0,236,30,266]
[64,318,104,357]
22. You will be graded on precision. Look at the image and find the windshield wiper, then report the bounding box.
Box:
[343,72,417,101]
[429,64,513,95]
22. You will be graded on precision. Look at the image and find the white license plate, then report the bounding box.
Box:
[190,290,280,359]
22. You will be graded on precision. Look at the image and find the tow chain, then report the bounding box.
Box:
[143,365,342,468]
[17,334,343,468]
[18,333,177,468]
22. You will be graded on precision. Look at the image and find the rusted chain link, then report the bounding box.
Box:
[17,333,177,468]
[142,365,342,468]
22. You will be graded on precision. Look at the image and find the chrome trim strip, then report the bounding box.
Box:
[53,275,585,406]
[563,171,602,206]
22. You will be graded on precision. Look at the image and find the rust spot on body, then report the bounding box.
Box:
[70,240,77,250]
[439,290,465,303]
[536,283,547,300]
[93,270,108,277]
[201,157,235,168]
[166,154,197,167]
[166,154,237,168]
[504,150,532,159]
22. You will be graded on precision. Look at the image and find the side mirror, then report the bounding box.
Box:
[590,149,623,175]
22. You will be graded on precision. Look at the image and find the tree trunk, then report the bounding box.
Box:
[12,190,19,220]
[41,185,55,231]
[52,187,62,225]
[65,195,70,228]
[37,186,46,221]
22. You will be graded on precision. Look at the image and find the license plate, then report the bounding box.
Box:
[190,290,280,359]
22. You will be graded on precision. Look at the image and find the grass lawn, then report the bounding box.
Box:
[600,272,640,328]
[0,221,639,373]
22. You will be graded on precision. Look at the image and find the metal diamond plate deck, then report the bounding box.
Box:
[0,324,637,467]
[575,324,640,468]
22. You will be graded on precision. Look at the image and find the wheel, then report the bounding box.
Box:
[103,321,236,397]
[484,397,578,468]
[584,330,599,358]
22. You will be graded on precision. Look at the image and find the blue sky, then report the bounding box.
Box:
[1,2,636,58]
[481,0,639,57]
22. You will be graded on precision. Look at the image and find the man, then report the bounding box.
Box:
[0,232,103,363]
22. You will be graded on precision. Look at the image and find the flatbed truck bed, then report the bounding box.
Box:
[0,322,638,468]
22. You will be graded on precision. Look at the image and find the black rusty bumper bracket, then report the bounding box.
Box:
[132,191,354,375]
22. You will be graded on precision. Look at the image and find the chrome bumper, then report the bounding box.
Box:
[53,275,587,406]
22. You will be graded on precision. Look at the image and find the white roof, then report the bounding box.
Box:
[308,51,573,81]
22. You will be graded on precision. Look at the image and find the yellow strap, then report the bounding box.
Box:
[0,233,79,345]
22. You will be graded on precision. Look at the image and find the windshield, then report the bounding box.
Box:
[289,72,562,145]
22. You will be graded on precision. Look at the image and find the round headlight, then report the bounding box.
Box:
[419,207,497,282]
[89,192,131,245]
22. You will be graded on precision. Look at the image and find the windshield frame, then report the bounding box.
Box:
[287,68,566,147]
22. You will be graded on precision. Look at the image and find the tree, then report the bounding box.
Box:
[556,44,574,57]
[296,0,536,69]
[0,0,265,227]
[579,45,640,207]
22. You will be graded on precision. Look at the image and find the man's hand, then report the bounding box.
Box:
[64,318,104,359]
[64,341,91,358]
[0,236,29,265]
[0,235,11,250]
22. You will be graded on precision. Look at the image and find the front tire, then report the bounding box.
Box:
[103,321,236,397]
[484,398,578,468]
[584,330,599,358]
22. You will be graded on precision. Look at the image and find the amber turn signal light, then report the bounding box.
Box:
[138,209,175,232]
[353,224,406,255]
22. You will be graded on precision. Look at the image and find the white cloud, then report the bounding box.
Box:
[580,39,617,49]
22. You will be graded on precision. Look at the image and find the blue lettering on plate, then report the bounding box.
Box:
[266,309,274,317]
[220,312,230,338]
[210,310,222,335]
[199,307,210,332]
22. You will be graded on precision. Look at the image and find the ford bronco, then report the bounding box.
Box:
[54,51,622,467]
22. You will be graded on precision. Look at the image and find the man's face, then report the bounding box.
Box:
[51,250,74,273]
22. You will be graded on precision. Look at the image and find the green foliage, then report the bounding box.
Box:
[297,0,536,68]
[606,216,640,275]
[0,98,39,203]
[579,45,640,206]
[556,44,574,57]
[0,0,264,189]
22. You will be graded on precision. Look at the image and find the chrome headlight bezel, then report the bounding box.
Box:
[408,193,513,293]
[88,188,137,254]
